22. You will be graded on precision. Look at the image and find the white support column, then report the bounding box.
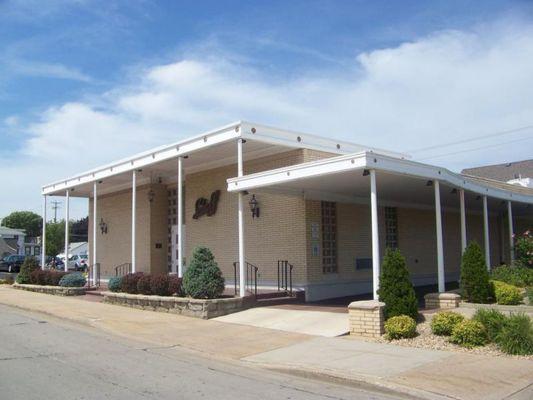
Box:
[434,181,445,293]
[459,189,467,253]
[177,157,184,277]
[131,170,137,273]
[237,138,246,298]
[370,169,380,300]
[92,182,98,285]
[64,190,70,272]
[41,195,47,270]
[507,201,514,264]
[483,195,491,270]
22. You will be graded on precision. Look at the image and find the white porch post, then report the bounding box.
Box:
[459,189,467,253]
[482,195,491,270]
[131,170,137,273]
[41,195,47,270]
[434,181,445,293]
[370,169,380,300]
[92,182,98,285]
[237,138,246,297]
[64,190,69,272]
[507,201,514,263]
[177,156,184,277]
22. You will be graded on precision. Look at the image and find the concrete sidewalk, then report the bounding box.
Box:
[1,286,531,400]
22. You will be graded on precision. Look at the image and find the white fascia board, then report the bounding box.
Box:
[227,151,533,204]
[227,152,368,192]
[240,121,409,159]
[42,121,242,195]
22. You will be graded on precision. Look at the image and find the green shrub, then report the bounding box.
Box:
[15,257,40,284]
[384,315,417,340]
[460,242,491,303]
[495,313,533,355]
[450,320,489,348]
[29,269,47,285]
[514,230,532,268]
[491,280,523,305]
[59,272,86,287]
[168,275,182,296]
[430,311,465,336]
[526,287,533,304]
[108,276,122,292]
[45,271,67,286]
[120,272,144,294]
[137,274,152,295]
[377,249,418,320]
[150,275,171,296]
[473,308,507,341]
[183,247,225,299]
[0,276,14,284]
[490,265,533,288]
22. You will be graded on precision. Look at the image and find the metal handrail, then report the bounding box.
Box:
[233,261,258,297]
[115,262,132,277]
[277,260,293,295]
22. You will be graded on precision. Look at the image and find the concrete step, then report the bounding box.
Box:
[254,296,301,307]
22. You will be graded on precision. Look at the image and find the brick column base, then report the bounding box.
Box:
[424,292,461,309]
[348,300,385,338]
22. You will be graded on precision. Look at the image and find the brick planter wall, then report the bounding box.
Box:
[348,300,385,338]
[424,292,461,309]
[102,292,253,319]
[13,283,86,296]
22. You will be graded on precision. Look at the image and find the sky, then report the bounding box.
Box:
[1,0,533,220]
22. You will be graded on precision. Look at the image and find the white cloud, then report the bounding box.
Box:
[2,19,533,218]
[6,59,93,82]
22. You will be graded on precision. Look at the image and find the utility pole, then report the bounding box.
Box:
[51,201,61,223]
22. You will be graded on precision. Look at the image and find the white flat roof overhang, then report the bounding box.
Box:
[41,121,407,198]
[227,152,533,215]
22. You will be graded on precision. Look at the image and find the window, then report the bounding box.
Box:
[34,246,40,256]
[25,246,31,255]
[385,207,398,249]
[321,201,337,273]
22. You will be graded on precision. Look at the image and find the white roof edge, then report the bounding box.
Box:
[41,121,410,196]
[226,151,533,204]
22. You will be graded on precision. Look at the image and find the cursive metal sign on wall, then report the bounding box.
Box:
[193,190,221,219]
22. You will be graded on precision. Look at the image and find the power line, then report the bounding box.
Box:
[417,136,533,161]
[406,125,533,153]
[50,201,61,223]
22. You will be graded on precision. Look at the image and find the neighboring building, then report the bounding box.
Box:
[462,159,533,188]
[41,122,533,301]
[57,242,88,259]
[0,226,25,257]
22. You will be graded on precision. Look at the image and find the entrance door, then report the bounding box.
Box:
[171,225,185,273]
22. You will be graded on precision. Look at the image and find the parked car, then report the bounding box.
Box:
[46,256,64,270]
[0,255,26,273]
[71,254,88,271]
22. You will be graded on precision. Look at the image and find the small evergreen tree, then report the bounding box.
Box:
[16,257,40,284]
[183,247,225,299]
[377,249,418,320]
[460,242,491,303]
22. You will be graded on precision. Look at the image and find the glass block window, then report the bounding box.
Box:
[385,206,398,249]
[321,201,337,273]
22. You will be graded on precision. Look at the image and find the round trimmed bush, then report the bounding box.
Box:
[473,308,507,341]
[150,275,171,296]
[384,315,417,340]
[108,276,122,292]
[15,257,40,284]
[491,281,522,305]
[59,272,86,288]
[137,274,152,295]
[46,271,67,286]
[183,247,225,299]
[431,311,465,336]
[490,265,533,288]
[120,272,144,294]
[495,313,533,355]
[450,320,488,348]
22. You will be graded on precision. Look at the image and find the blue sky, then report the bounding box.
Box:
[1,0,533,219]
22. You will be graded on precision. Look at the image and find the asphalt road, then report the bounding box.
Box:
[0,304,404,400]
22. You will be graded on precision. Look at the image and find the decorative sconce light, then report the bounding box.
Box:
[362,169,370,176]
[148,189,155,203]
[99,218,108,234]
[249,194,260,219]
[426,180,434,187]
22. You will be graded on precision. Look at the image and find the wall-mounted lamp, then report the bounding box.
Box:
[99,218,108,234]
[249,194,260,219]
[148,189,155,203]
[426,180,434,187]
[362,169,370,176]
[450,188,457,194]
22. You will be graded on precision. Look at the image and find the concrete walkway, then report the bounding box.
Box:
[214,307,349,337]
[1,286,532,400]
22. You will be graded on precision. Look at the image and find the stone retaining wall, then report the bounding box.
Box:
[13,283,86,296]
[102,291,253,319]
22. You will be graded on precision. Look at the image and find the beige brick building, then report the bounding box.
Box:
[43,122,533,302]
